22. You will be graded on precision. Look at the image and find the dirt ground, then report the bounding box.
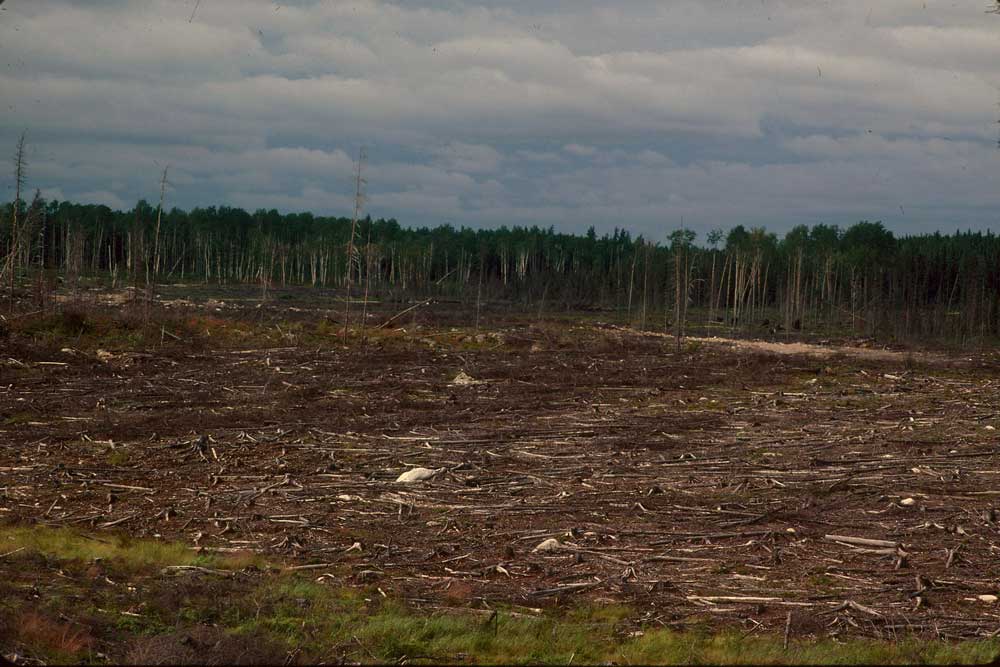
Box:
[4,287,1000,642]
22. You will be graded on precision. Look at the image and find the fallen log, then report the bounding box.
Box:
[824,534,898,549]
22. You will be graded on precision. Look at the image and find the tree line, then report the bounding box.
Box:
[3,196,1000,343]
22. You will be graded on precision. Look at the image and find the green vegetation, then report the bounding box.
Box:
[2,524,997,664]
[0,525,266,572]
[13,308,183,350]
[2,411,38,426]
[621,632,998,666]
[4,197,1000,344]
[5,306,279,352]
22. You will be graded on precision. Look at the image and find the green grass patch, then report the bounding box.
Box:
[622,631,998,665]
[2,524,999,665]
[0,524,267,572]
[0,525,200,569]
[217,578,999,665]
[105,447,131,466]
[2,411,38,426]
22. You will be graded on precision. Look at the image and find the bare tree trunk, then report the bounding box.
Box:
[718,254,732,323]
[674,243,682,350]
[640,242,650,330]
[707,251,717,326]
[627,245,638,325]
[682,244,690,341]
[361,217,373,346]
[475,250,484,332]
[794,247,803,330]
[8,132,26,313]
[153,166,168,279]
[343,147,366,338]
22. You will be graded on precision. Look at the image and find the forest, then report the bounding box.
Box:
[2,195,1000,343]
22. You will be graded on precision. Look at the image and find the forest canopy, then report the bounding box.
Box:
[3,197,1000,342]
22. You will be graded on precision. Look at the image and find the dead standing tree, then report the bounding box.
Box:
[670,227,695,351]
[146,166,170,320]
[360,214,375,346]
[674,236,682,348]
[5,131,27,313]
[29,188,51,309]
[705,229,723,327]
[343,147,367,338]
[130,206,144,317]
[21,195,54,311]
[152,166,169,279]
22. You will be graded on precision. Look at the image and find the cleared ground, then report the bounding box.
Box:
[3,287,1000,663]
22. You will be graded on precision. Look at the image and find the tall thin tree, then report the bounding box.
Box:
[153,166,169,278]
[360,215,374,346]
[7,131,26,313]
[674,229,683,351]
[343,147,367,337]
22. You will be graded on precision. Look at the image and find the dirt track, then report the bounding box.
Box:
[4,303,1000,640]
[606,324,954,364]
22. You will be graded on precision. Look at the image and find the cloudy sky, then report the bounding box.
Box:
[1,0,998,238]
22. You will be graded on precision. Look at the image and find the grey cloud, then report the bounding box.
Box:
[431,142,503,174]
[0,0,997,237]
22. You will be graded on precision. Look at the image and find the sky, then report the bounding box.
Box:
[1,0,998,239]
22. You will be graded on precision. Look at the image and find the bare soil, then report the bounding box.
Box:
[4,289,1000,641]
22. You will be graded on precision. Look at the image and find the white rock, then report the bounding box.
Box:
[533,538,562,552]
[899,498,916,507]
[978,595,998,603]
[395,467,442,483]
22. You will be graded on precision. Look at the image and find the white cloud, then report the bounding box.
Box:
[76,190,128,209]
[563,144,597,156]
